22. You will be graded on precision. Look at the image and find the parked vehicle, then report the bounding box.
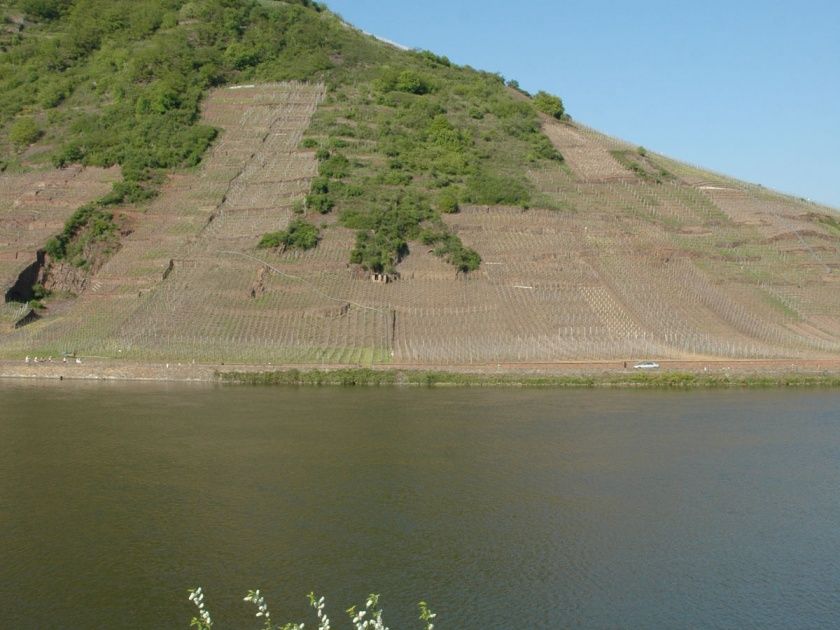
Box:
[633,361,660,369]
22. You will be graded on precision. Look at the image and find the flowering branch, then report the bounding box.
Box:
[188,587,213,629]
[347,593,389,630]
[418,601,436,630]
[187,587,433,629]
[309,592,331,630]
[244,589,280,630]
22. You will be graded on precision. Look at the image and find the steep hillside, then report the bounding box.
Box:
[1,0,839,364]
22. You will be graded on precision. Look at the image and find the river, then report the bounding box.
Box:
[2,382,839,628]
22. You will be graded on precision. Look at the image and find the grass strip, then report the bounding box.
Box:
[216,368,840,389]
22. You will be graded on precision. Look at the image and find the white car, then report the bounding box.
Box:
[633,361,660,369]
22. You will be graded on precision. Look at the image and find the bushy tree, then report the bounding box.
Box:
[376,68,433,95]
[533,90,565,119]
[396,70,431,94]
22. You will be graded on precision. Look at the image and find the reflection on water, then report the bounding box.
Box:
[1,382,840,628]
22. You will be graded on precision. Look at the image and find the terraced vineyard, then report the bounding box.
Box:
[0,165,120,331]
[1,83,838,364]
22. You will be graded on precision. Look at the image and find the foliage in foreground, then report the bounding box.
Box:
[188,587,436,630]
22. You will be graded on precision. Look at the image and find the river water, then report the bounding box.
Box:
[1,382,839,628]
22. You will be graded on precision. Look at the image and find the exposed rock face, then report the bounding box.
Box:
[4,250,45,303]
[42,259,89,296]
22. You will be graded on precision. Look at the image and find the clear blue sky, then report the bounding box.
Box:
[327,0,840,209]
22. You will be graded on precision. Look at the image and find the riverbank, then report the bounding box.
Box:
[2,358,840,388]
[219,367,840,388]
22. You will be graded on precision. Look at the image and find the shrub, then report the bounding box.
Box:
[446,244,481,272]
[378,170,412,186]
[437,188,459,213]
[44,236,63,259]
[9,117,41,146]
[100,180,156,205]
[533,90,565,119]
[51,143,85,167]
[257,218,319,250]
[396,70,432,94]
[415,49,451,67]
[528,134,563,162]
[318,152,350,178]
[39,82,70,108]
[377,68,433,95]
[426,115,471,150]
[490,99,540,139]
[464,171,530,205]
[32,283,50,300]
[350,229,408,273]
[419,225,480,272]
[306,192,334,214]
[506,78,530,96]
[310,176,330,194]
[224,41,263,70]
[44,200,119,263]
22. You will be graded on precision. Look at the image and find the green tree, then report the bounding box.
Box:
[395,70,431,95]
[533,90,565,119]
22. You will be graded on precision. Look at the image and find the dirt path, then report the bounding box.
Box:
[2,358,840,383]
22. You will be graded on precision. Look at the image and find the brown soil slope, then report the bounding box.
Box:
[1,83,838,364]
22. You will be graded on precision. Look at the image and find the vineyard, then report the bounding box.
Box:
[0,165,120,330]
[0,83,839,364]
